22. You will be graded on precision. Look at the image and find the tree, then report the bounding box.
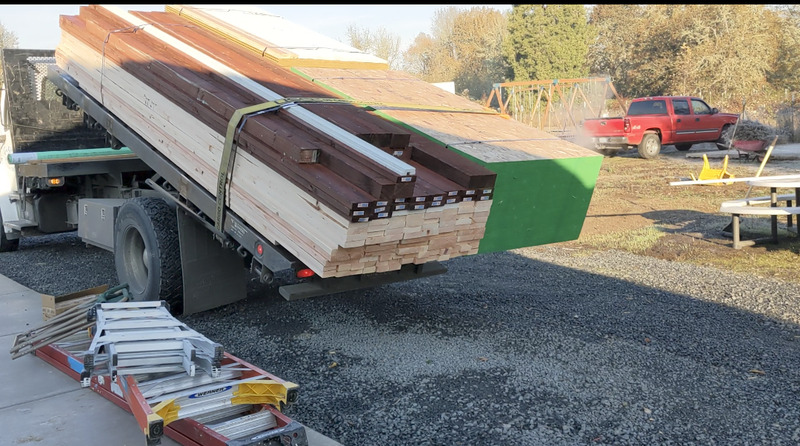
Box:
[402,7,462,86]
[503,4,593,82]
[345,24,402,70]
[668,5,780,109]
[588,4,652,98]
[403,6,509,101]
[588,5,785,112]
[450,7,509,100]
[768,5,800,93]
[402,32,437,78]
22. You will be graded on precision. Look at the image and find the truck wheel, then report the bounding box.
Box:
[638,133,661,159]
[716,125,734,150]
[674,143,693,152]
[114,197,183,312]
[0,209,20,252]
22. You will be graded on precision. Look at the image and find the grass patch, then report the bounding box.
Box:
[687,234,800,281]
[580,226,665,254]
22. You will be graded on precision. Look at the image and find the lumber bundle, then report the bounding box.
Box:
[160,5,605,254]
[55,5,498,278]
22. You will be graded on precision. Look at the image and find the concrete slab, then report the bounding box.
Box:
[2,376,173,446]
[0,273,31,296]
[1,289,49,337]
[1,274,342,446]
[2,334,96,408]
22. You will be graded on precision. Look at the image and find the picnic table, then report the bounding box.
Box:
[720,177,800,248]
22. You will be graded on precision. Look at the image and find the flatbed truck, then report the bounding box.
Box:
[0,48,446,315]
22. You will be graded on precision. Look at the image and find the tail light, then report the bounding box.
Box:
[623,117,631,133]
[296,268,315,279]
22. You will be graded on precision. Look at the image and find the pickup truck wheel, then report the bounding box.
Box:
[674,143,693,152]
[716,125,734,150]
[114,197,183,313]
[0,209,20,252]
[638,133,661,159]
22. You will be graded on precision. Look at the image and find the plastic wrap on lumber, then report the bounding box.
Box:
[165,4,390,69]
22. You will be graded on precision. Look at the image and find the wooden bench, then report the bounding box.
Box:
[719,194,800,248]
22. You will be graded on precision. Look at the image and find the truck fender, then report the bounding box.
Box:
[637,131,662,159]
[627,128,659,146]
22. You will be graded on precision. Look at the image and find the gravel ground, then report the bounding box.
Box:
[2,232,800,445]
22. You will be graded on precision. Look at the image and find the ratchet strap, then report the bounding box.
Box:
[216,99,293,231]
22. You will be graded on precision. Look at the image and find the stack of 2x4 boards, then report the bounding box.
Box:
[55,5,603,278]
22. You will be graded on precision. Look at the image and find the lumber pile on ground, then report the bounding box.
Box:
[56,5,502,278]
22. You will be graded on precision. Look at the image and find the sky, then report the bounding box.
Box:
[0,4,512,51]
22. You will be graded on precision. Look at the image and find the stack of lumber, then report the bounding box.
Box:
[166,5,605,254]
[294,67,605,253]
[55,5,500,278]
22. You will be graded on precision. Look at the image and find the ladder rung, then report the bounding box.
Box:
[115,364,191,376]
[100,309,172,319]
[139,369,242,400]
[144,374,264,405]
[111,340,185,353]
[208,408,278,439]
[117,355,185,367]
[98,301,168,310]
[189,404,254,425]
[100,319,184,330]
[96,329,199,343]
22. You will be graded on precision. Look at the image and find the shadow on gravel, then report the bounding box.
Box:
[188,249,800,446]
[643,208,800,251]
[3,233,800,445]
[0,232,118,296]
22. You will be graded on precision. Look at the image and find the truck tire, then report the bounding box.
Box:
[674,143,693,152]
[114,197,183,312]
[716,125,734,150]
[638,133,661,159]
[0,209,20,252]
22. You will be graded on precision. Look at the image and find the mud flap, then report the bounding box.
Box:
[177,208,247,314]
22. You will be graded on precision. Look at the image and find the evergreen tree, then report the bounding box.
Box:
[503,4,593,81]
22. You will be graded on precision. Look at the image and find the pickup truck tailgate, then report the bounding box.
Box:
[580,117,626,139]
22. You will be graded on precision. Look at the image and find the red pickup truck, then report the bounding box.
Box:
[579,96,739,159]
